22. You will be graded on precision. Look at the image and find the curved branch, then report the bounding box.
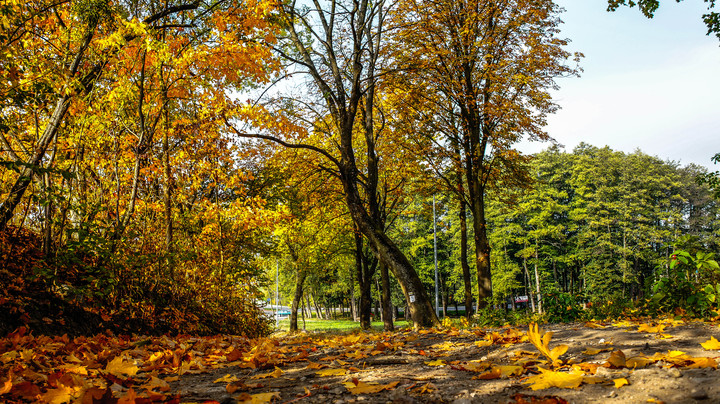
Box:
[222,115,341,168]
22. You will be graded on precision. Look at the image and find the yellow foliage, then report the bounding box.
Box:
[524,367,584,390]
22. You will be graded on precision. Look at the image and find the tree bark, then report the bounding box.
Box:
[290,270,306,332]
[458,196,474,319]
[380,260,394,331]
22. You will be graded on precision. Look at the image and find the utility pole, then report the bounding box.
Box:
[433,195,440,318]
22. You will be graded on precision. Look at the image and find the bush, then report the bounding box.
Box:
[649,250,720,318]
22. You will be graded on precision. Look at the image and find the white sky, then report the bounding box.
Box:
[518,0,720,169]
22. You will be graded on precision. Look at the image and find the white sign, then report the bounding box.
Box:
[409,294,416,303]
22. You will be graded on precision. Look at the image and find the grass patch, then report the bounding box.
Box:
[274,318,411,332]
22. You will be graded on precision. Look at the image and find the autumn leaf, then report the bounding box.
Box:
[637,323,665,333]
[316,368,347,377]
[613,378,629,388]
[524,367,584,390]
[236,391,281,404]
[425,359,446,366]
[306,362,326,370]
[606,350,626,368]
[701,336,720,350]
[473,367,502,380]
[582,348,608,355]
[252,367,283,379]
[527,323,568,367]
[105,356,139,377]
[0,371,12,394]
[343,380,399,394]
[215,374,241,383]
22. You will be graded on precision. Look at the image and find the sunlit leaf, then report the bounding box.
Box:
[527,323,567,367]
[425,359,446,366]
[236,391,281,404]
[613,378,629,388]
[524,367,584,390]
[343,380,399,394]
[316,368,347,377]
[214,374,241,383]
[105,356,139,377]
[701,336,720,350]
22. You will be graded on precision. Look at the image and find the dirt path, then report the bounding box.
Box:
[174,319,720,404]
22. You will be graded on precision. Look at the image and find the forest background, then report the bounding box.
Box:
[1,0,720,339]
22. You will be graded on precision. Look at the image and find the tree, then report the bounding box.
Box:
[224,0,439,327]
[391,0,581,308]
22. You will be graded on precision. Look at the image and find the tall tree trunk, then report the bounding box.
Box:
[355,230,373,329]
[289,270,307,332]
[458,197,473,319]
[380,260,394,331]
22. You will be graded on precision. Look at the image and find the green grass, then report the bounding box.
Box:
[274,318,411,332]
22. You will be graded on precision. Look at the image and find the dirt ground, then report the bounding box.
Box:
[172,319,720,404]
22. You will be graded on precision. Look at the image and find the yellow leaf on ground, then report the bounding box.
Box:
[343,380,399,394]
[252,367,283,379]
[41,387,74,404]
[425,360,446,367]
[494,365,524,377]
[236,391,281,404]
[306,362,325,370]
[473,367,502,380]
[524,367,584,390]
[701,336,720,350]
[582,348,606,355]
[583,375,606,384]
[474,339,492,347]
[626,356,654,368]
[607,350,626,368]
[637,324,665,333]
[527,323,567,367]
[614,378,629,388]
[316,368,347,377]
[0,371,11,394]
[106,356,139,377]
[687,357,718,369]
[214,374,241,383]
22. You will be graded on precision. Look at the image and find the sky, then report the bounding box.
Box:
[517,0,720,169]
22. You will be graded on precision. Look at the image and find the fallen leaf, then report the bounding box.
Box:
[425,359,446,367]
[701,336,720,350]
[316,368,347,377]
[614,378,629,388]
[524,367,584,390]
[606,350,626,368]
[252,367,283,379]
[236,391,281,404]
[637,324,665,333]
[105,356,139,377]
[343,380,399,394]
[527,324,568,367]
[214,374,241,383]
[0,371,12,394]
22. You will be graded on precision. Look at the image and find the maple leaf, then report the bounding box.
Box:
[425,359,446,366]
[613,378,629,388]
[105,356,139,377]
[527,323,568,367]
[236,391,281,404]
[524,367,584,390]
[701,336,720,350]
[343,380,399,394]
[215,374,241,383]
[316,368,347,377]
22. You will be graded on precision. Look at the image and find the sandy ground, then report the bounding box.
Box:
[172,319,720,404]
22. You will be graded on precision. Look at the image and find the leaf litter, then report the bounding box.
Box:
[1,318,720,403]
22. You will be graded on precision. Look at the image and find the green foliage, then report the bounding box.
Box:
[649,250,720,317]
[542,291,586,323]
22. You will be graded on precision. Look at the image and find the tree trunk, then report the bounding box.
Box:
[380,260,394,331]
[458,196,474,320]
[289,270,307,332]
